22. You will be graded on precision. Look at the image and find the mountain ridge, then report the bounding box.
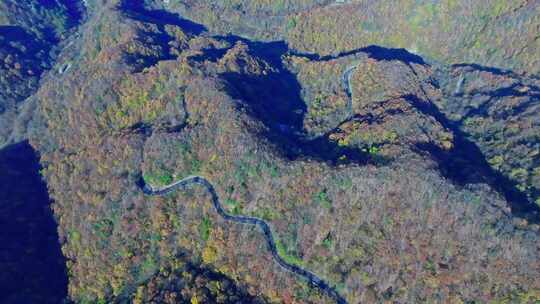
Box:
[1,1,539,303]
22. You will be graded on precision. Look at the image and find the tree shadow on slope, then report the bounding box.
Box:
[455,79,540,206]
[456,84,540,119]
[270,44,540,223]
[452,63,540,80]
[447,65,540,121]
[409,94,540,223]
[291,44,426,66]
[34,0,85,32]
[114,2,383,166]
[0,141,68,304]
[117,251,268,303]
[0,25,46,45]
[114,5,538,221]
[213,36,382,166]
[0,26,52,101]
[119,1,207,35]
[118,1,208,71]
[58,0,86,26]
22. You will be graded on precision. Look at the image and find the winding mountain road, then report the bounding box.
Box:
[139,57,361,303]
[342,64,358,119]
[142,175,348,304]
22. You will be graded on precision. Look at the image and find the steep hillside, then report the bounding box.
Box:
[152,0,540,74]
[23,1,540,303]
[0,2,85,303]
[0,0,83,146]
[0,141,67,304]
[434,65,540,211]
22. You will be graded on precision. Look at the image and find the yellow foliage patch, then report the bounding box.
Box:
[202,245,218,264]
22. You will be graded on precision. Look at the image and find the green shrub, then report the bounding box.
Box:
[315,189,332,209]
[93,219,114,239]
[224,198,242,215]
[253,207,280,221]
[199,216,212,241]
[275,237,303,266]
[143,170,174,187]
[286,17,297,30]
[178,143,201,175]
[322,233,333,249]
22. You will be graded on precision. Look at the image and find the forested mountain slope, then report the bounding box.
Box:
[0,0,83,146]
[1,0,539,303]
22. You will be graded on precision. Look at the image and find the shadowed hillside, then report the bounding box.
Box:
[0,141,68,304]
[0,0,84,146]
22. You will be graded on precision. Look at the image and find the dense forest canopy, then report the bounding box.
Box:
[1,1,539,303]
